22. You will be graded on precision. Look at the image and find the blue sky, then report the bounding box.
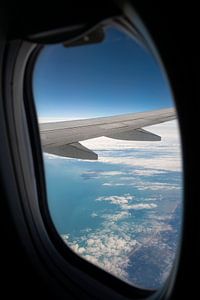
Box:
[33,26,174,120]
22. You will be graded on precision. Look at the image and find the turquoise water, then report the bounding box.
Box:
[44,152,182,289]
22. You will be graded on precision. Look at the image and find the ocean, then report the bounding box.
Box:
[44,151,182,289]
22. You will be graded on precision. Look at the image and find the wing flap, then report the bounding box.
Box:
[106,128,161,141]
[43,142,98,160]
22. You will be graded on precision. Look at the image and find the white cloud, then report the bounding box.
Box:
[61,188,176,285]
[61,208,174,283]
[43,153,58,160]
[102,182,125,186]
[134,181,181,191]
[81,120,182,172]
[91,212,98,218]
[102,211,131,222]
[96,194,157,210]
[70,243,86,254]
[43,152,70,160]
[96,194,134,206]
[99,156,181,172]
[131,169,167,176]
[124,203,157,210]
[83,170,124,177]
[103,179,181,191]
[65,232,139,280]
[100,171,124,176]
[62,234,69,241]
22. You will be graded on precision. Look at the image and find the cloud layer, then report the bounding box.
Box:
[82,120,182,172]
[96,194,157,210]
[68,233,138,279]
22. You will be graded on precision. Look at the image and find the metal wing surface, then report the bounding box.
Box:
[40,107,176,160]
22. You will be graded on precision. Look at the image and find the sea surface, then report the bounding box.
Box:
[44,147,182,289]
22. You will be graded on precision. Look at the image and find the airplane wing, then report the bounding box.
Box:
[40,107,176,160]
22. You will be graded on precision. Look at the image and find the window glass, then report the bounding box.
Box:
[33,26,182,289]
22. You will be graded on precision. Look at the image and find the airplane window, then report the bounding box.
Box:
[33,25,182,290]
